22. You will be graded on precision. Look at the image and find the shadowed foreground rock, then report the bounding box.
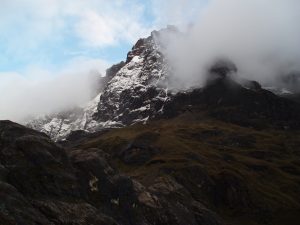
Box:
[0,120,222,225]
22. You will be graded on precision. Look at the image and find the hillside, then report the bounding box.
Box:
[1,106,300,225]
[6,27,300,225]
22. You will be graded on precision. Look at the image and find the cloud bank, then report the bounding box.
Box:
[0,58,108,122]
[160,0,300,90]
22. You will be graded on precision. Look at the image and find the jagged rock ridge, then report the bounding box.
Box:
[27,28,172,140]
[94,31,170,125]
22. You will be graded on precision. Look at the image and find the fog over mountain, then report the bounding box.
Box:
[0,58,108,122]
[159,0,300,90]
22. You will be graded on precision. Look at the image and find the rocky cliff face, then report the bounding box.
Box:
[27,28,173,140]
[162,75,300,130]
[94,32,170,126]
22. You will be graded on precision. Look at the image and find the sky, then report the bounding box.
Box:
[0,0,207,74]
[1,0,299,122]
[0,0,207,121]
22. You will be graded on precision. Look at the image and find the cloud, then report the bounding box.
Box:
[0,57,109,122]
[158,0,300,90]
[0,0,157,122]
[75,3,153,48]
[0,0,153,56]
[150,0,208,28]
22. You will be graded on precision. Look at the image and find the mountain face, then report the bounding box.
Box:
[26,27,300,140]
[94,32,170,126]
[27,28,172,140]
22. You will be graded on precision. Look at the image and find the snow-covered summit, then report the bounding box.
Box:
[27,27,175,140]
[94,31,171,126]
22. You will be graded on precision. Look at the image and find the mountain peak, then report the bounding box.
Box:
[26,28,300,140]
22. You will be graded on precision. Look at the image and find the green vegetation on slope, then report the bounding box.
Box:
[72,112,300,225]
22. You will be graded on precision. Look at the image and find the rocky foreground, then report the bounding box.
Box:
[1,120,225,225]
[1,78,300,225]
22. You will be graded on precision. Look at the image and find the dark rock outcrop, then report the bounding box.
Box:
[208,58,238,78]
[0,120,117,225]
[0,120,224,225]
[163,76,300,129]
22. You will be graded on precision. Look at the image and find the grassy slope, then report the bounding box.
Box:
[72,112,300,225]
